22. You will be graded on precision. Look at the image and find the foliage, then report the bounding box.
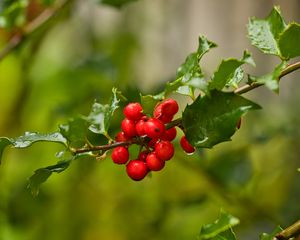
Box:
[0,2,300,240]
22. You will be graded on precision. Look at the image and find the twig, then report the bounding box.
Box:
[0,0,73,62]
[234,61,300,94]
[274,220,300,240]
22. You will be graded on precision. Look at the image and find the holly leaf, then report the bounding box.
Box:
[97,0,138,8]
[260,226,283,240]
[226,67,244,89]
[59,117,88,148]
[85,88,120,137]
[27,159,72,196]
[164,36,217,97]
[0,137,12,164]
[249,61,287,92]
[209,51,254,91]
[11,132,67,148]
[278,23,300,60]
[209,229,237,240]
[182,91,261,148]
[198,211,240,239]
[140,94,163,115]
[247,6,286,57]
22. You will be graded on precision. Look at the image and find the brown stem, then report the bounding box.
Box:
[275,220,300,240]
[72,140,135,154]
[0,0,73,62]
[234,61,300,94]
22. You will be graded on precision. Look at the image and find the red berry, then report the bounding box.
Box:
[123,102,143,121]
[147,138,159,148]
[154,99,179,118]
[180,136,195,153]
[236,118,242,129]
[121,118,137,137]
[146,152,165,171]
[135,117,147,136]
[111,146,129,164]
[138,150,149,162]
[155,141,174,161]
[144,118,165,138]
[126,160,148,181]
[115,131,130,142]
[161,127,177,141]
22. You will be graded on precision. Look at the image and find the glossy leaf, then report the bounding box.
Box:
[199,211,240,239]
[182,91,261,148]
[249,61,287,92]
[86,88,120,137]
[260,226,283,240]
[0,137,12,164]
[279,23,300,59]
[226,67,244,89]
[27,159,72,196]
[59,117,88,147]
[247,6,286,56]
[164,36,217,97]
[11,132,67,148]
[209,51,254,91]
[209,229,237,240]
[98,0,138,8]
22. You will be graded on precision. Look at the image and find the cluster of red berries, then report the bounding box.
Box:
[111,99,195,181]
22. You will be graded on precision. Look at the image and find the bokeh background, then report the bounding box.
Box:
[0,0,300,239]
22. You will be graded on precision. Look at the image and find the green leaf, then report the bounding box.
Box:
[278,23,300,59]
[226,68,244,89]
[59,117,88,147]
[209,51,254,91]
[140,94,163,115]
[27,159,71,196]
[164,36,217,97]
[247,6,286,56]
[182,91,261,148]
[11,132,67,148]
[86,88,120,137]
[199,211,240,239]
[249,61,287,92]
[0,137,12,164]
[260,226,283,240]
[209,229,237,240]
[97,0,138,8]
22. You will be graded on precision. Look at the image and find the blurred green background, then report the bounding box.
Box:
[0,0,299,239]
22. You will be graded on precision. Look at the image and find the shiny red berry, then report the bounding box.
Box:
[180,136,195,153]
[161,127,177,141]
[126,160,148,181]
[121,118,137,137]
[138,150,149,162]
[147,138,159,148]
[123,102,143,121]
[115,131,130,142]
[144,118,165,138]
[146,152,165,171]
[135,117,147,136]
[111,146,129,164]
[154,99,179,118]
[155,141,174,161]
